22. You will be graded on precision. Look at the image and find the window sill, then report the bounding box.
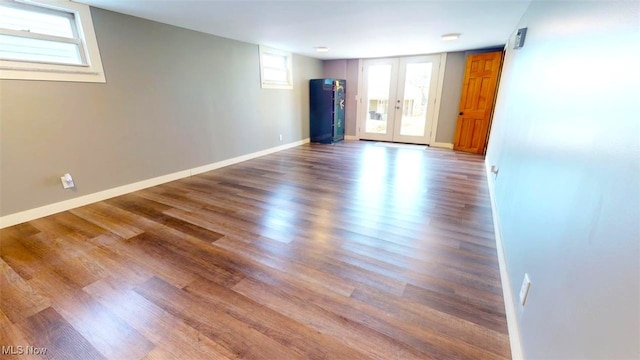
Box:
[0,63,106,83]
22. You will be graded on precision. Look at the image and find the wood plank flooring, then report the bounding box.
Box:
[0,141,510,359]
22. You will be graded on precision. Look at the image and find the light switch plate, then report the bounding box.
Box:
[514,27,527,49]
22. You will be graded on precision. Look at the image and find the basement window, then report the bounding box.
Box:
[259,45,292,89]
[0,0,106,83]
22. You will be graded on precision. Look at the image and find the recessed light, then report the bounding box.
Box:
[441,33,460,41]
[315,46,329,53]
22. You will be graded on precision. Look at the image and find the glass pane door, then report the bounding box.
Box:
[399,63,432,136]
[359,55,440,144]
[360,58,398,141]
[391,55,441,144]
[365,65,391,134]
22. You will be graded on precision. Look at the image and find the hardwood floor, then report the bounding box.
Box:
[0,141,510,359]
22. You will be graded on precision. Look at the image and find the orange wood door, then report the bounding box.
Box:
[453,51,503,154]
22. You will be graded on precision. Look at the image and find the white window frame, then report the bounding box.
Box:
[0,0,106,83]
[259,45,292,89]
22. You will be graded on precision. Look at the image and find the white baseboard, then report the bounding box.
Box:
[485,161,524,360]
[190,138,309,176]
[0,138,310,229]
[344,135,359,141]
[431,142,454,149]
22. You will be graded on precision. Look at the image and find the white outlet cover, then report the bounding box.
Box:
[61,173,75,189]
[519,273,531,306]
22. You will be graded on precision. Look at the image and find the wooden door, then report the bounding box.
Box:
[453,51,503,154]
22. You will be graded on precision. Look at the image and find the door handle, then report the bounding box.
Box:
[459,112,464,115]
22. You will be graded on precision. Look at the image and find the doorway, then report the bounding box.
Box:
[453,51,503,154]
[358,55,442,144]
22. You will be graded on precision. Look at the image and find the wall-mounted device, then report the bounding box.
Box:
[514,27,527,49]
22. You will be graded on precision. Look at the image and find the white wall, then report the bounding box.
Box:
[486,1,640,358]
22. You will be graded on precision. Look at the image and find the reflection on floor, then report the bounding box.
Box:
[0,140,510,359]
[373,141,427,150]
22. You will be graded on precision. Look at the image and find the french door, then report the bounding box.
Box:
[359,55,441,144]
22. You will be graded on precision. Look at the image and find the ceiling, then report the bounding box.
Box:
[76,0,531,60]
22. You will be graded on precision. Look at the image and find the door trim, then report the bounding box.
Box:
[356,58,364,141]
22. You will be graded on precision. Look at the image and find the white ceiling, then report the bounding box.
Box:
[76,0,531,60]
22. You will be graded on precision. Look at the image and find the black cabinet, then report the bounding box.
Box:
[309,78,345,144]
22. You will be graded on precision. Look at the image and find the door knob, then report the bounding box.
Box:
[459,112,464,115]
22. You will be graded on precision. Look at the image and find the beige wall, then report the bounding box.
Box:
[487,1,639,358]
[322,60,347,80]
[345,59,359,137]
[322,59,359,136]
[0,8,322,216]
[435,52,465,143]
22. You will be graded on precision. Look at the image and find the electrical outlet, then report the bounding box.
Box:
[279,134,283,141]
[519,273,531,306]
[60,173,75,189]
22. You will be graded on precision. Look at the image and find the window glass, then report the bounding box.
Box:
[0,4,75,38]
[259,46,292,89]
[0,0,105,83]
[0,34,82,65]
